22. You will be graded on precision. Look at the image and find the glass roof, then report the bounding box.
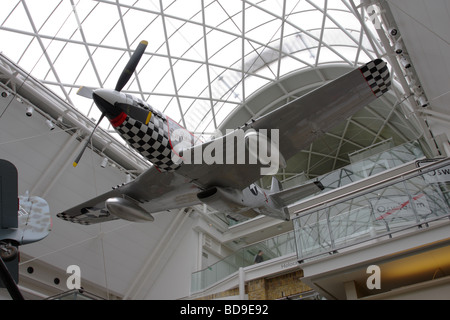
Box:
[0,0,382,141]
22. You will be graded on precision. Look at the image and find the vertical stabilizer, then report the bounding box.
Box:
[270,177,283,194]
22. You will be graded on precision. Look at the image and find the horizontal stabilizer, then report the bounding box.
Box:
[270,176,283,193]
[270,181,324,206]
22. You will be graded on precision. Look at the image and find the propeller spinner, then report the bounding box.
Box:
[73,40,148,167]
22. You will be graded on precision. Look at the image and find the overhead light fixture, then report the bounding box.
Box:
[400,56,411,69]
[394,41,403,54]
[417,95,429,108]
[26,106,33,117]
[405,74,416,86]
[45,119,55,130]
[101,157,108,168]
[388,27,398,37]
[1,91,10,98]
[411,85,423,95]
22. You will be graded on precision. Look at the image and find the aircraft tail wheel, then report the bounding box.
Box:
[0,244,18,262]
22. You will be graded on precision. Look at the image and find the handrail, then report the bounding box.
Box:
[193,229,296,275]
[293,157,450,263]
[191,230,297,293]
[292,157,449,218]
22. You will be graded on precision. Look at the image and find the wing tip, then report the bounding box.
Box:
[56,212,91,225]
[359,59,391,98]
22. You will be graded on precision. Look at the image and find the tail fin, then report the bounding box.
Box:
[270,177,283,194]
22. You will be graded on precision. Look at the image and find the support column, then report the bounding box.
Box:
[197,231,203,270]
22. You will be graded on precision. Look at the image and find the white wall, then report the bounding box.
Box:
[144,216,199,300]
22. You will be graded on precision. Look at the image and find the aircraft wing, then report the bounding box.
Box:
[57,166,202,225]
[175,59,391,190]
[57,189,122,225]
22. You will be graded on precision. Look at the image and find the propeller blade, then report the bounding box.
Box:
[115,40,148,92]
[77,86,95,99]
[73,113,106,167]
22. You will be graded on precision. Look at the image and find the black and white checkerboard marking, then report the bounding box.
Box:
[116,115,180,172]
[359,59,391,98]
[57,212,92,225]
[57,207,117,225]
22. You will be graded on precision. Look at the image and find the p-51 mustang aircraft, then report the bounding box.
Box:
[57,40,391,225]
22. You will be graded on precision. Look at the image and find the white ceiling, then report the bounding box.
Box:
[387,0,450,142]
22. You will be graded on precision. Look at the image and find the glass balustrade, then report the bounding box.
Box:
[293,158,450,262]
[191,230,298,293]
[288,140,424,198]
[191,141,429,293]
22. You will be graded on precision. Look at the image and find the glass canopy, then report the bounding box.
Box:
[0,0,382,141]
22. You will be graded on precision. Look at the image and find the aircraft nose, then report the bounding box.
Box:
[92,89,124,119]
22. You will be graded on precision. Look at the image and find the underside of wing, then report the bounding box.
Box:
[57,189,121,225]
[175,59,391,190]
[57,166,202,225]
[176,136,267,190]
[252,59,391,161]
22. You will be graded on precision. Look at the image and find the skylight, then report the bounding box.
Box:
[0,0,380,141]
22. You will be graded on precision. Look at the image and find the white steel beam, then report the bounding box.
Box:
[20,0,73,106]
[123,208,192,299]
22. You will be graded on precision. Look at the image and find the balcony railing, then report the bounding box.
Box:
[190,141,430,293]
[293,158,450,262]
[191,230,297,293]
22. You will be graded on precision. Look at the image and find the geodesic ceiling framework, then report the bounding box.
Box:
[0,1,385,131]
[0,0,432,181]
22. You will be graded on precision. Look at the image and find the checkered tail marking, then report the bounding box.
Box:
[360,59,391,97]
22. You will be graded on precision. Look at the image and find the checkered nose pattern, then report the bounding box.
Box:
[359,59,391,97]
[115,116,180,172]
